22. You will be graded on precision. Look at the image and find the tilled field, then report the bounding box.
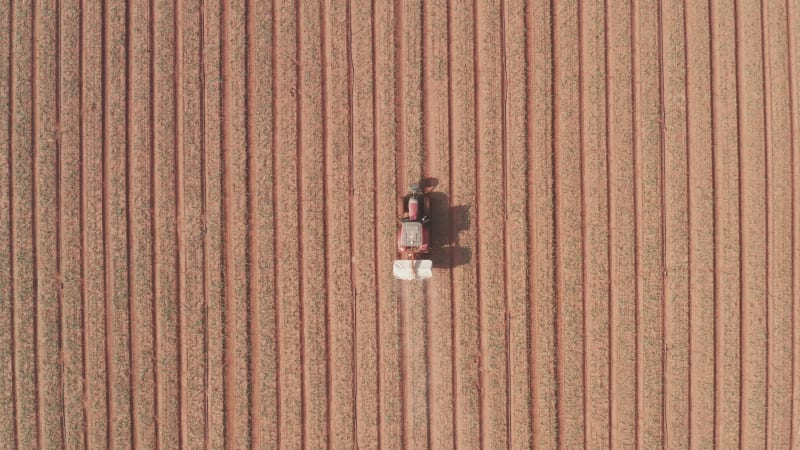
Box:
[1,0,799,448]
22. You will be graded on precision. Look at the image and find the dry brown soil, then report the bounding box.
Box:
[1,0,799,447]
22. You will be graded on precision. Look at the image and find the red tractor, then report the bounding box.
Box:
[393,182,433,280]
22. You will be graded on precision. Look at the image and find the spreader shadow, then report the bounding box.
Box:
[425,185,473,269]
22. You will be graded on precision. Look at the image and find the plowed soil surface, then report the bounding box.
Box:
[1,0,799,448]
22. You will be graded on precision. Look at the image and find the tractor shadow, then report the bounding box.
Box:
[423,177,472,269]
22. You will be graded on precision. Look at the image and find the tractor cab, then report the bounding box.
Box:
[393,182,433,281]
[398,221,425,252]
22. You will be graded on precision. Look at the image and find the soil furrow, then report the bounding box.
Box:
[790,0,800,445]
[173,0,184,445]
[173,3,184,447]
[325,1,356,447]
[633,0,668,444]
[424,0,456,446]
[552,0,585,445]
[450,0,481,447]
[222,0,251,445]
[31,3,41,446]
[128,0,156,444]
[580,0,611,445]
[296,0,308,443]
[370,0,384,446]
[505,0,533,444]
[472,1,482,444]
[104,0,133,444]
[0,0,15,444]
[764,0,794,445]
[528,0,557,446]
[374,2,402,447]
[661,0,691,445]
[247,0,278,446]
[447,4,457,443]
[685,0,716,446]
[736,0,769,444]
[154,0,181,445]
[201,0,225,446]
[395,1,408,446]
[81,0,109,445]
[178,0,209,445]
[34,0,63,445]
[710,0,742,445]
[294,0,309,443]
[274,0,302,446]
[500,2,510,447]
[10,0,37,447]
[607,0,637,444]
[299,0,328,446]
[350,0,379,446]
[320,2,332,445]
[476,0,509,445]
